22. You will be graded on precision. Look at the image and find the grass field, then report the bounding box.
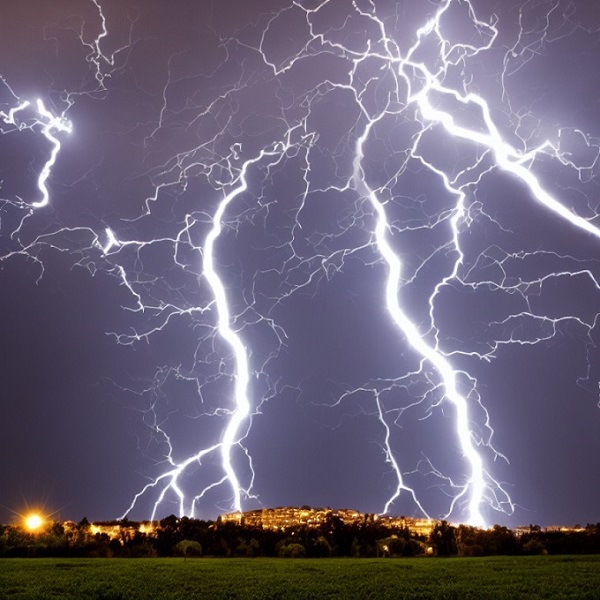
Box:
[1,556,599,599]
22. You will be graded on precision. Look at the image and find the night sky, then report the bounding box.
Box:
[1,0,600,528]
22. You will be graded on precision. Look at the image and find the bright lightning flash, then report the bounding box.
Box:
[0,87,71,211]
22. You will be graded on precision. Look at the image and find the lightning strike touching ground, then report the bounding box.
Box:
[1,0,600,527]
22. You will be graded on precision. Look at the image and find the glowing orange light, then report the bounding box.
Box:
[24,514,44,531]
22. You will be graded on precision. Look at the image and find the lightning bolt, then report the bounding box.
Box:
[0,89,72,210]
[335,0,600,527]
[104,134,307,518]
[2,0,600,526]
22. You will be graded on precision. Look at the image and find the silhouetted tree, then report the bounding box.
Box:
[175,539,203,558]
[430,520,457,556]
[486,525,518,555]
[156,515,182,556]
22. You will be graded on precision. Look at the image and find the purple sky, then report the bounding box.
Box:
[1,0,600,528]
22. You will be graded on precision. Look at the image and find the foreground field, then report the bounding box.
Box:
[1,556,599,599]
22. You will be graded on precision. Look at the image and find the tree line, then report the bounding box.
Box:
[2,516,600,558]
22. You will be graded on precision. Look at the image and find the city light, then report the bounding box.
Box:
[24,513,44,532]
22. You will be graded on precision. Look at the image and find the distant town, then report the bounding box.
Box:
[2,506,599,558]
[219,506,436,536]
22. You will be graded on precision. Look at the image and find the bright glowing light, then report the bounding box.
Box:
[24,513,44,532]
[0,95,71,210]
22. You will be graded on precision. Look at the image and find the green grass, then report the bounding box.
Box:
[0,556,599,599]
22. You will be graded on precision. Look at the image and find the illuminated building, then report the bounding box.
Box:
[219,507,437,536]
